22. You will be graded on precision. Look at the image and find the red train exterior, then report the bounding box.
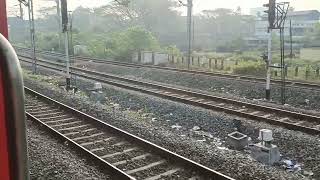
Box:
[1,0,29,179]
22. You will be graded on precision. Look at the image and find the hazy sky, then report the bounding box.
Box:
[7,0,320,17]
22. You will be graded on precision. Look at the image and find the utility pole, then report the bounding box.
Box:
[19,2,24,19]
[192,17,195,51]
[264,0,276,101]
[61,0,71,90]
[263,0,289,103]
[178,0,193,69]
[68,11,74,56]
[289,20,293,59]
[27,0,37,74]
[56,0,62,51]
[187,0,192,69]
[266,29,272,100]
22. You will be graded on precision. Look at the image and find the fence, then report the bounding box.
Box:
[168,55,320,81]
[134,51,320,81]
[133,51,169,65]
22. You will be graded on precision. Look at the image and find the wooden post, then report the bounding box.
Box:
[295,66,299,77]
[209,58,212,69]
[274,70,278,77]
[198,57,200,66]
[191,57,194,65]
[316,67,320,78]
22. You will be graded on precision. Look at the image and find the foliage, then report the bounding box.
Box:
[233,61,266,76]
[94,0,182,33]
[105,26,161,61]
[164,45,181,56]
[35,32,60,51]
[216,36,246,52]
[198,8,255,49]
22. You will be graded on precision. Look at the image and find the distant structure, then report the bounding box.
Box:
[248,9,320,48]
[7,17,29,43]
[250,7,267,19]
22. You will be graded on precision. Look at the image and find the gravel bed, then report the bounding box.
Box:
[27,119,110,179]
[21,60,320,117]
[78,61,320,112]
[22,66,320,179]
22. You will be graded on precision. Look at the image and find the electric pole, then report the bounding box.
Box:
[18,0,36,73]
[178,0,193,69]
[290,20,293,59]
[263,0,289,103]
[264,0,276,101]
[56,0,62,50]
[27,0,37,74]
[61,0,71,90]
[19,2,24,19]
[187,0,192,70]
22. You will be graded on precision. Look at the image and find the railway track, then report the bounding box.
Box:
[20,56,320,135]
[25,87,233,180]
[15,46,320,90]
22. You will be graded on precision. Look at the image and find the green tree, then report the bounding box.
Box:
[35,32,60,51]
[105,26,160,61]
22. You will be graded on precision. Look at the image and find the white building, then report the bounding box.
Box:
[247,10,320,47]
[254,10,320,40]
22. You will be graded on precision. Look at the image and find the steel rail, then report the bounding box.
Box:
[25,87,233,180]
[20,57,320,135]
[15,46,320,90]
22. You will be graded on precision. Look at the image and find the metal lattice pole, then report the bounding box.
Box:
[27,0,37,74]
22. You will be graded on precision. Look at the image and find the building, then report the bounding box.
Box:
[249,9,320,47]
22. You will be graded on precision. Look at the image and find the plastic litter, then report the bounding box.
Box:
[282,159,303,173]
[171,124,182,130]
[192,126,201,131]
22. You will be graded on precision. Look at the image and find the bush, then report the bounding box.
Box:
[105,26,161,61]
[233,61,266,77]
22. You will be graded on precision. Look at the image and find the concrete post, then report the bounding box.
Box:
[221,59,224,70]
[138,51,142,62]
[295,66,299,77]
[215,58,218,69]
[284,65,288,77]
[152,52,155,65]
[197,56,200,66]
[306,67,310,80]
